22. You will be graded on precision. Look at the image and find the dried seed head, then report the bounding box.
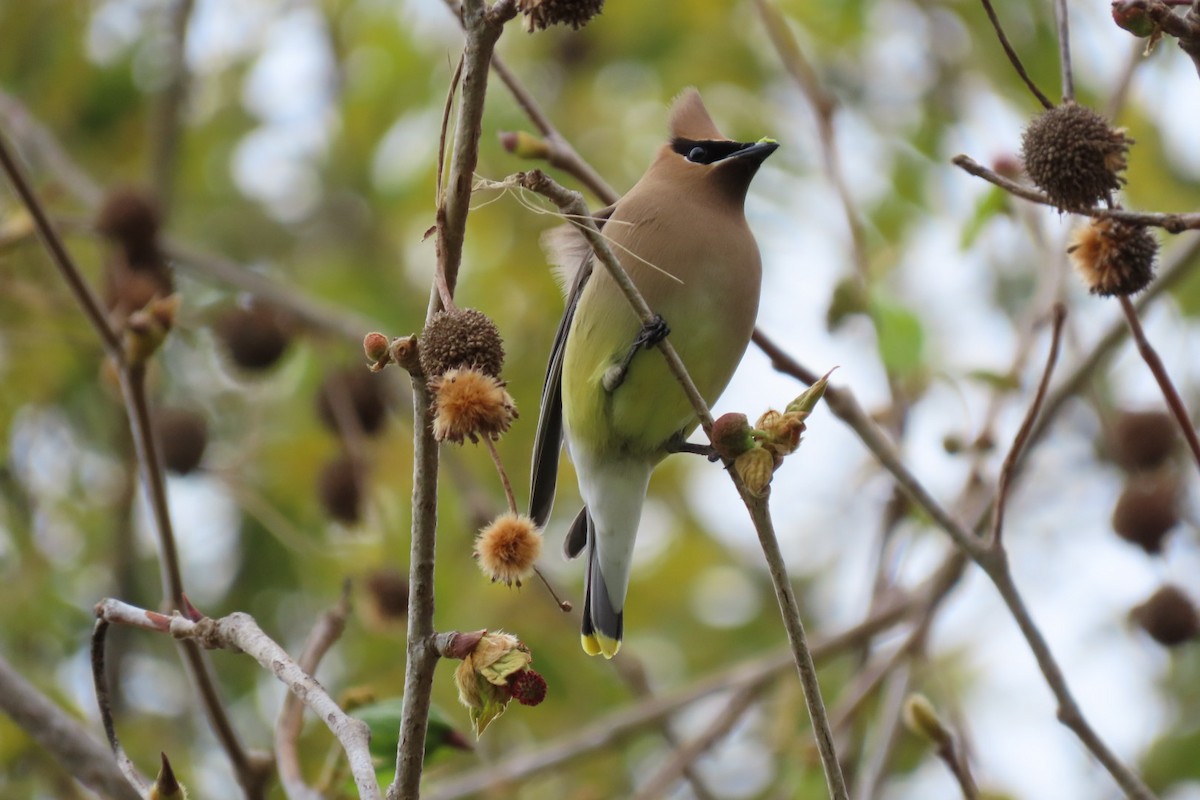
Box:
[217,303,292,371]
[1131,585,1200,647]
[516,0,605,31]
[315,367,390,437]
[431,368,517,444]
[419,308,505,379]
[1069,218,1157,297]
[1021,103,1131,212]
[1109,410,1178,472]
[475,513,543,587]
[317,454,365,525]
[1111,473,1180,555]
[154,407,208,475]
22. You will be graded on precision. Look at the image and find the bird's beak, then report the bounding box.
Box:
[724,139,779,165]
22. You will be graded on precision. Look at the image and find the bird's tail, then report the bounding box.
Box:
[577,509,623,658]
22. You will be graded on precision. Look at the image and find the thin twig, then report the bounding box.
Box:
[977,0,1055,108]
[1118,295,1200,472]
[1055,0,1075,102]
[483,435,517,515]
[90,620,149,796]
[988,303,1067,549]
[952,154,1200,232]
[0,130,122,358]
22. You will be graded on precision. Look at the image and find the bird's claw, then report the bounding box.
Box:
[603,315,671,393]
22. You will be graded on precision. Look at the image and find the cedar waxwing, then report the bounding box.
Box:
[530,88,777,658]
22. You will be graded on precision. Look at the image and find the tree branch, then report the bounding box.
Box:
[0,647,141,800]
[97,599,380,800]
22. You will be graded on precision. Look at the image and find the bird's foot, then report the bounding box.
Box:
[602,315,670,393]
[667,440,718,460]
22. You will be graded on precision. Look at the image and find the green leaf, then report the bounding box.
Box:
[870,296,925,377]
[960,186,1010,249]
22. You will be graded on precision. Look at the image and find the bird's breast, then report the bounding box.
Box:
[561,201,762,459]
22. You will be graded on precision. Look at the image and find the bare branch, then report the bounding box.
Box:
[977,0,1055,108]
[97,599,381,800]
[988,304,1067,549]
[952,154,1200,231]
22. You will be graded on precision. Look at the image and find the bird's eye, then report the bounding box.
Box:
[687,146,707,163]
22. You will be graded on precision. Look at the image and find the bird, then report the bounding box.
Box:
[529,88,777,658]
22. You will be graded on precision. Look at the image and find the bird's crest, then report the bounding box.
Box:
[668,88,725,141]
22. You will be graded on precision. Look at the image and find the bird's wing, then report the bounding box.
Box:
[529,206,614,527]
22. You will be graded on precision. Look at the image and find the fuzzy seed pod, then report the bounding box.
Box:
[1068,218,1157,297]
[419,308,505,379]
[1110,410,1178,472]
[217,303,292,371]
[154,407,208,475]
[1131,585,1200,647]
[316,367,390,437]
[516,0,604,31]
[475,513,543,587]
[1021,103,1131,212]
[431,368,517,444]
[317,454,365,525]
[1111,473,1180,554]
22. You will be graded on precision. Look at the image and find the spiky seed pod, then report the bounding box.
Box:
[317,454,365,525]
[431,368,517,444]
[364,568,409,622]
[419,308,505,379]
[1110,410,1178,472]
[516,0,604,31]
[154,407,208,475]
[217,303,291,371]
[1111,473,1180,554]
[1131,585,1200,647]
[1068,218,1157,297]
[316,367,390,437]
[475,513,543,586]
[96,186,162,251]
[1021,103,1131,212]
[507,669,547,706]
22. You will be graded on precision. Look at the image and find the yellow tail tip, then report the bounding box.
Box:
[581,632,621,659]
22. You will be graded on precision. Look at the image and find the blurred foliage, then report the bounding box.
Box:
[1,0,1199,799]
